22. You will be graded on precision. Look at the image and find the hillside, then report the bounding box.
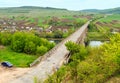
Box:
[81,7,120,14]
[0,6,82,17]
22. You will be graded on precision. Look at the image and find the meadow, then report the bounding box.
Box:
[98,14,120,22]
[87,14,120,41]
[0,46,38,67]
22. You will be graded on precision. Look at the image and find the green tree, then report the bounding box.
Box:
[11,32,25,52]
[24,41,36,54]
[0,32,12,45]
[65,41,80,54]
[54,30,63,38]
[36,45,48,55]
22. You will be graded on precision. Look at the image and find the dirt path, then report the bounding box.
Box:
[0,66,31,83]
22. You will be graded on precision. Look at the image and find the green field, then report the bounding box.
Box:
[98,14,120,22]
[87,14,120,41]
[0,46,38,67]
[0,6,84,18]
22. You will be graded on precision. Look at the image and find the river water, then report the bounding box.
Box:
[49,39,106,47]
[49,39,62,44]
[89,41,103,47]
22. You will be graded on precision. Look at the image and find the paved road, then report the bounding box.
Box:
[10,22,90,83]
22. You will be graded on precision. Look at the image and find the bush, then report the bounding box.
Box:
[11,32,55,54]
[46,34,120,83]
[36,45,48,55]
[24,41,36,54]
[0,32,12,45]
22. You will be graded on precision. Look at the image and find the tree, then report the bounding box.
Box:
[24,41,36,54]
[54,30,63,38]
[65,41,80,54]
[11,32,25,52]
[0,32,12,45]
[36,45,48,55]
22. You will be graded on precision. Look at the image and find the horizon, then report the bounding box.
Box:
[0,5,120,11]
[0,0,120,10]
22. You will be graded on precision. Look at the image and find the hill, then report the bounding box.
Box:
[81,9,100,13]
[81,7,120,14]
[0,6,82,17]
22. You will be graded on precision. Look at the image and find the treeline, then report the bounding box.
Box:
[37,17,87,38]
[45,34,120,83]
[48,17,87,27]
[0,32,55,55]
[88,15,104,32]
[37,29,74,38]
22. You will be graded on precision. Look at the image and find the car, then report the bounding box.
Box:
[1,61,13,68]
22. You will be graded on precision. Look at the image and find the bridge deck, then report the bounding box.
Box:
[10,21,90,83]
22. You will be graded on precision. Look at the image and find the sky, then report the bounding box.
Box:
[0,0,120,10]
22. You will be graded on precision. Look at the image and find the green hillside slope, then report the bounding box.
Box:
[81,7,120,14]
[0,6,82,17]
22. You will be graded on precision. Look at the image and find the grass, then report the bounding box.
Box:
[88,14,120,41]
[87,32,110,40]
[0,46,38,67]
[113,23,120,28]
[98,14,120,23]
[106,73,120,83]
[0,6,84,18]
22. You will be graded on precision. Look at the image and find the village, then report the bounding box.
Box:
[0,17,76,34]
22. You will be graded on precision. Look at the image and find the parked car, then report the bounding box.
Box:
[1,61,13,68]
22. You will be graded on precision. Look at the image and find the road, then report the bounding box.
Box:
[10,21,90,83]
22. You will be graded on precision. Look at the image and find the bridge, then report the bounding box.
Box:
[10,21,90,83]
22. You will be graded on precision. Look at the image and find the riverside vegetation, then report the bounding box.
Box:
[44,14,120,83]
[45,33,120,83]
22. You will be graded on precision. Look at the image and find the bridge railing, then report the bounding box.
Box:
[29,21,90,67]
[29,35,70,67]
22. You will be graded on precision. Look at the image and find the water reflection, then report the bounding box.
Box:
[49,39,62,44]
[89,41,103,47]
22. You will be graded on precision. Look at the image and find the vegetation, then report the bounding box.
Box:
[87,18,110,40]
[0,31,55,67]
[1,6,120,82]
[0,6,84,17]
[0,7,89,68]
[45,33,120,83]
[81,7,120,14]
[87,14,120,41]
[0,32,55,54]
[98,14,120,22]
[0,46,38,67]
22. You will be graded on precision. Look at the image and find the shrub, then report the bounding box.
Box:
[36,45,48,55]
[24,41,36,54]
[0,32,12,45]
